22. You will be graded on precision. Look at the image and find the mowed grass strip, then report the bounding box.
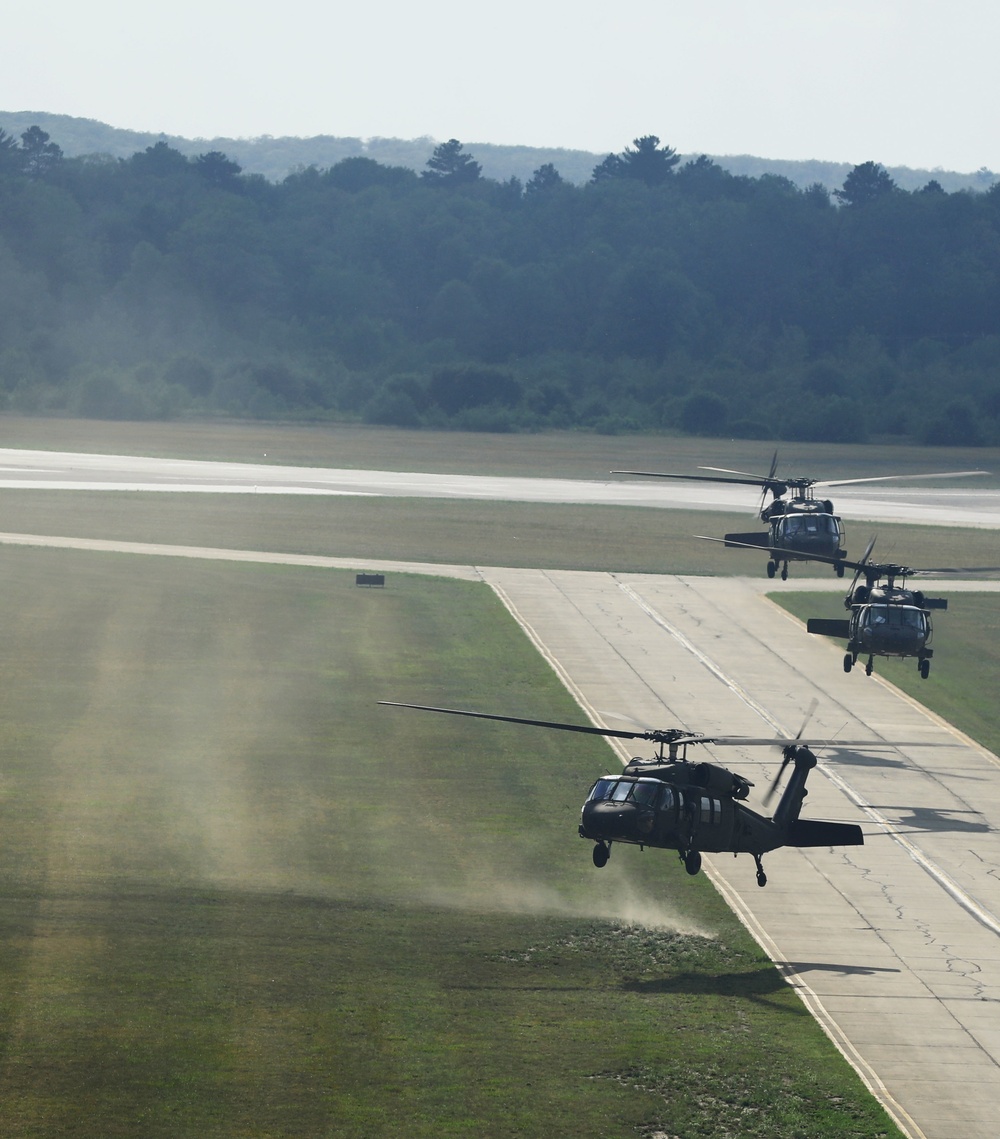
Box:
[0,548,903,1137]
[4,488,1000,578]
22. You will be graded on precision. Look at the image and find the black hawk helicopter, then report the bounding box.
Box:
[613,453,988,580]
[794,536,1000,679]
[379,700,865,888]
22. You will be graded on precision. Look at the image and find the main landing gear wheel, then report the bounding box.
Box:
[592,843,610,868]
[865,656,874,677]
[780,562,789,581]
[766,560,776,579]
[836,562,845,578]
[843,653,853,673]
[753,854,767,887]
[683,849,702,876]
[919,659,930,680]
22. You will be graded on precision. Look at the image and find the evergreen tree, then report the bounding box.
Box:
[525,163,565,194]
[421,139,482,185]
[194,150,243,190]
[591,136,679,185]
[833,161,897,207]
[19,125,63,179]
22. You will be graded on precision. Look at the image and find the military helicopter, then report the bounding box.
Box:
[379,700,865,888]
[793,537,1000,679]
[613,453,988,580]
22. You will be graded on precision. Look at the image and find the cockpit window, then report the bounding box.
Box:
[629,781,661,806]
[611,780,633,802]
[779,514,836,536]
[588,778,616,802]
[863,605,927,632]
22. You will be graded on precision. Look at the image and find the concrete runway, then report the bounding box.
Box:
[1,448,999,527]
[4,448,1000,1137]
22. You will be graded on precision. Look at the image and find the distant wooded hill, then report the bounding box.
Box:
[2,110,996,192]
[2,118,1000,445]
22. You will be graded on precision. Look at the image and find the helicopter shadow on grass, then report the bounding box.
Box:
[622,962,902,1003]
[623,966,788,1002]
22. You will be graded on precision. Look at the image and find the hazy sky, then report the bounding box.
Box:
[4,1,998,171]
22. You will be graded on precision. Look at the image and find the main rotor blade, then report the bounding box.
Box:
[379,701,652,740]
[906,565,1000,576]
[819,470,990,488]
[698,465,783,484]
[689,734,933,748]
[611,470,769,488]
[380,704,924,751]
[695,534,846,567]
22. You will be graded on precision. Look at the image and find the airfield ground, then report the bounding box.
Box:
[2,417,997,1137]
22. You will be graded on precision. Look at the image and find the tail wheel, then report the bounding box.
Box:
[835,561,845,578]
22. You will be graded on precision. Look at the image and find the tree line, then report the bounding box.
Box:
[1,125,1000,444]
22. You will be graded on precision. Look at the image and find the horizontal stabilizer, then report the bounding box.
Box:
[723,531,770,549]
[789,819,864,847]
[806,618,850,637]
[924,597,948,610]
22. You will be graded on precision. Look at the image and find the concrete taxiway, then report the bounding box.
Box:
[481,566,1000,1139]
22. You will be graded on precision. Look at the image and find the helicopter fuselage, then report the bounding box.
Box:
[808,582,946,678]
[848,591,933,658]
[724,503,846,577]
[578,753,861,868]
[580,772,781,857]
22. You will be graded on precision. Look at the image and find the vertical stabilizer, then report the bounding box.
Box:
[772,745,817,832]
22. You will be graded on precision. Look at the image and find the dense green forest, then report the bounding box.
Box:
[2,123,1000,443]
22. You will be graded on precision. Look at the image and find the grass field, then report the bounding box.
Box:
[3,417,990,1136]
[0,546,905,1137]
[3,489,1000,581]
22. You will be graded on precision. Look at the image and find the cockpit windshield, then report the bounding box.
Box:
[861,605,928,632]
[587,778,666,807]
[778,514,837,537]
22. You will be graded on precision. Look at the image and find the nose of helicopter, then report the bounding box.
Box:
[861,624,922,653]
[580,799,655,842]
[789,533,837,555]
